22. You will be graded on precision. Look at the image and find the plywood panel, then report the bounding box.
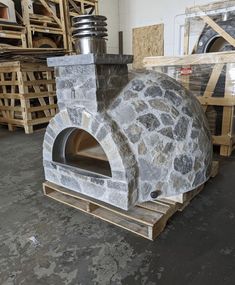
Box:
[133,24,164,69]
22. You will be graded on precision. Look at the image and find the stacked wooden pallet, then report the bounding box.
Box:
[0,0,99,51]
[21,0,68,49]
[0,0,99,133]
[0,60,57,134]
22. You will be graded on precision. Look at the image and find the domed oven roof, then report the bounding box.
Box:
[43,54,212,210]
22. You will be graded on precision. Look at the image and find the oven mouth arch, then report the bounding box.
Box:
[52,127,112,178]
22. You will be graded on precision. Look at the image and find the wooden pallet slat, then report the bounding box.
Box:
[0,22,27,48]
[41,181,197,240]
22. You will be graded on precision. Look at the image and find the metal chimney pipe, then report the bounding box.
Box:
[72,15,108,54]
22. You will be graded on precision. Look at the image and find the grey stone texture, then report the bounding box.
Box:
[43,54,213,210]
[52,56,130,114]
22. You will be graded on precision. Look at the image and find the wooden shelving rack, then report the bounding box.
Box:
[20,0,68,49]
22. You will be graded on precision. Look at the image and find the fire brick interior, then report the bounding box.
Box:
[52,127,112,177]
[0,127,234,284]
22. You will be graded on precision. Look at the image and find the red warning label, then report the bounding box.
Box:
[180,67,192,76]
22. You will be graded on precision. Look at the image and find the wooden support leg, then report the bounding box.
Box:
[21,98,33,134]
[47,71,56,116]
[21,33,27,48]
[18,70,33,134]
[220,63,235,156]
[95,1,99,14]
[184,19,190,55]
[59,0,68,49]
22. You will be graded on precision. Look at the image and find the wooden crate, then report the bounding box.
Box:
[0,22,27,48]
[0,61,57,134]
[184,0,235,55]
[63,0,99,52]
[21,0,68,49]
[43,161,218,241]
[144,51,235,156]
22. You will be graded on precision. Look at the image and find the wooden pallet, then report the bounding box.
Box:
[0,60,57,134]
[21,0,67,49]
[144,51,235,156]
[63,0,99,52]
[43,161,219,241]
[0,22,27,48]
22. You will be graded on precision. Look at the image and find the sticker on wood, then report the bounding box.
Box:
[133,24,164,69]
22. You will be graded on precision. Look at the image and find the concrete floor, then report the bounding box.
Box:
[0,127,235,285]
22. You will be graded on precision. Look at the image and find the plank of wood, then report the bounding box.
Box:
[186,1,235,15]
[69,0,81,14]
[133,24,164,69]
[38,0,63,28]
[138,201,171,214]
[184,19,190,55]
[202,63,224,112]
[42,168,217,241]
[26,71,51,117]
[201,14,235,48]
[43,181,163,226]
[53,186,149,238]
[197,96,235,106]
[203,64,224,97]
[144,51,235,67]
[220,63,235,156]
[46,71,56,116]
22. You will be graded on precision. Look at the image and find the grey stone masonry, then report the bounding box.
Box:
[43,54,213,210]
[48,54,133,113]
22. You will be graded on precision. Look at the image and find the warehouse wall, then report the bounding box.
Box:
[99,0,120,53]
[118,0,216,56]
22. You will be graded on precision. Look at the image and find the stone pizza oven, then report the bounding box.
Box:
[43,53,212,210]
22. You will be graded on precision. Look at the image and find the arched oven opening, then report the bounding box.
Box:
[52,128,112,178]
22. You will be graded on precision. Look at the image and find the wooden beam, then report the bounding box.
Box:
[38,0,62,28]
[220,63,235,156]
[186,1,235,15]
[184,19,190,55]
[197,96,235,106]
[144,51,235,67]
[201,14,235,48]
[69,0,81,14]
[212,135,232,146]
[203,64,224,97]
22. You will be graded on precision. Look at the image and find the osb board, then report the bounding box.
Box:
[133,24,164,69]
